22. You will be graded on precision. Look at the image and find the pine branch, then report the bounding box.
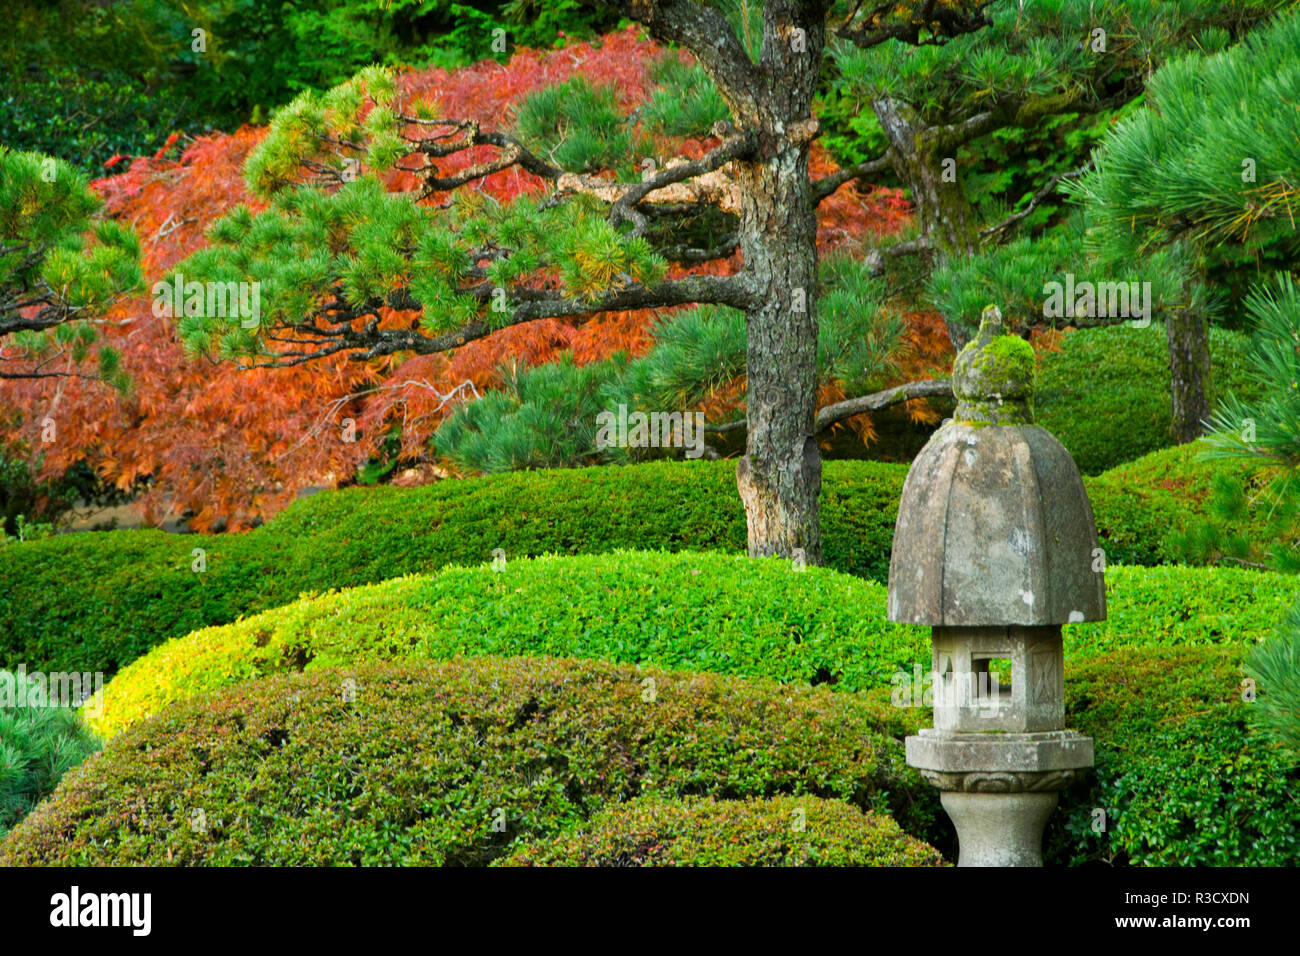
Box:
[814,378,951,431]
[243,274,757,368]
[981,161,1093,240]
[705,378,952,435]
[811,154,891,204]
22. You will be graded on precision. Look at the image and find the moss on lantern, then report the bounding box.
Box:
[952,305,1036,426]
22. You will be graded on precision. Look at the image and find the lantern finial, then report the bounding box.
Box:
[952,305,1035,426]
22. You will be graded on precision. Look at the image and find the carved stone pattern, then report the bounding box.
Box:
[918,769,1087,794]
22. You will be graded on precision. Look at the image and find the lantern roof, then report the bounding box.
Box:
[887,306,1106,626]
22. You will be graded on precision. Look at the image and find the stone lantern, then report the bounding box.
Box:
[888,306,1104,867]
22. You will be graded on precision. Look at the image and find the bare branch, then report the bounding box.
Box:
[981,161,1093,240]
[815,378,952,432]
[707,378,953,436]
[811,154,891,204]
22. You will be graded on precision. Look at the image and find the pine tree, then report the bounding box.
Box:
[170,5,859,562]
[167,1,1289,559]
[1065,7,1300,442]
[0,149,139,388]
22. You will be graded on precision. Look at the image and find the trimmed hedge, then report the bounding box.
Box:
[11,547,1293,866]
[1087,441,1290,566]
[0,453,1225,677]
[88,551,1299,740]
[1048,645,1300,866]
[0,657,938,866]
[496,795,947,867]
[1036,323,1262,475]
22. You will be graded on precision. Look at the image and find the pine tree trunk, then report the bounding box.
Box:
[1166,309,1211,443]
[873,96,981,349]
[732,6,825,563]
[735,147,822,563]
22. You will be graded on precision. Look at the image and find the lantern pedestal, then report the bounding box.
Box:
[906,728,1093,867]
[939,791,1060,867]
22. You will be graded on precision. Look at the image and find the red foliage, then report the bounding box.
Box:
[2,27,914,531]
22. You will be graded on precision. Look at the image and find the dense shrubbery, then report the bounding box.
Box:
[1086,442,1281,567]
[1049,646,1300,866]
[14,593,1294,866]
[1035,323,1263,475]
[497,795,946,867]
[0,676,100,838]
[88,552,1298,740]
[0,451,1281,677]
[0,657,937,866]
[87,552,919,736]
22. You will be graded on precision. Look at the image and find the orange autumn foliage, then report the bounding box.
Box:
[2,27,915,531]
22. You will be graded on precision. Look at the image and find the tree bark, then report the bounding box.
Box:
[730,3,827,563]
[1166,309,1211,443]
[872,96,981,349]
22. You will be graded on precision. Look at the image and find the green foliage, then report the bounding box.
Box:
[0,1,618,170]
[0,66,190,174]
[84,552,918,736]
[813,84,886,169]
[88,551,1296,740]
[1049,645,1300,866]
[0,657,933,865]
[0,674,101,838]
[69,549,1298,868]
[1,454,1279,677]
[640,52,731,139]
[176,173,663,361]
[433,354,630,472]
[960,105,1133,233]
[1091,441,1288,567]
[513,75,645,174]
[1066,8,1300,307]
[436,256,905,471]
[1202,277,1300,504]
[1034,322,1263,474]
[926,214,1197,341]
[1245,599,1300,759]
[497,795,947,867]
[833,0,1279,126]
[0,149,140,386]
[1168,276,1300,571]
[609,305,747,417]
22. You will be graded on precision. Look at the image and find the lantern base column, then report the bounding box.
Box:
[907,729,1093,867]
[939,790,1059,867]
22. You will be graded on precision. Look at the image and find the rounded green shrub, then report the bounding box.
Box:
[1049,645,1300,867]
[0,452,1275,678]
[1088,440,1293,567]
[0,460,896,676]
[0,657,937,866]
[496,795,947,867]
[88,551,1297,741]
[1035,323,1262,474]
[88,551,926,738]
